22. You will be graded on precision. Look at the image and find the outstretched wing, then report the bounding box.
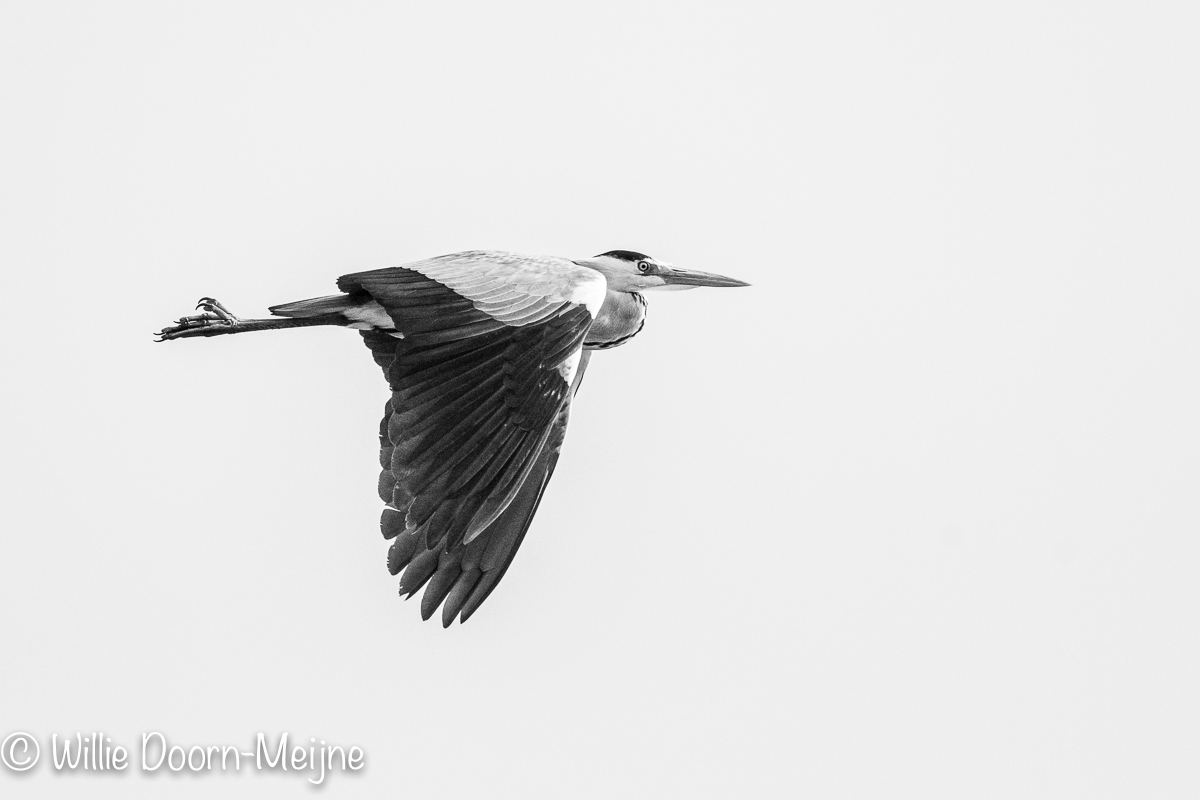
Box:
[337,252,605,625]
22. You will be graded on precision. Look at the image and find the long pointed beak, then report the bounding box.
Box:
[661,267,751,288]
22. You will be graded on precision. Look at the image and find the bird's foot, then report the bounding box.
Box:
[154,297,242,341]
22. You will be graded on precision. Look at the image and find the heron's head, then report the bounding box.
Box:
[579,250,750,293]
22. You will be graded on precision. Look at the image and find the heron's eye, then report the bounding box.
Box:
[637,260,652,273]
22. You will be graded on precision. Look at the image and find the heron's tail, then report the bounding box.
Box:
[268,294,363,317]
[270,293,397,331]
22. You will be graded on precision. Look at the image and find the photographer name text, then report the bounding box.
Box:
[2,731,364,785]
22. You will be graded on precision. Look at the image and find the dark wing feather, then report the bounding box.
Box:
[344,257,600,625]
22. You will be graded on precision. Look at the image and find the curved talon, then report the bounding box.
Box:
[195,297,237,322]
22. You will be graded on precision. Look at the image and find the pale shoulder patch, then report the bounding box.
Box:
[569,270,607,318]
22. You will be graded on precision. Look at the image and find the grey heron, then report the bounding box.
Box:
[156,250,749,625]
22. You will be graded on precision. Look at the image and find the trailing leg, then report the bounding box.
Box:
[155,297,346,341]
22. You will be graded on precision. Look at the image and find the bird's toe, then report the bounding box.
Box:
[196,297,237,321]
[154,309,232,341]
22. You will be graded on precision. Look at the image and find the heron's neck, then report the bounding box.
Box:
[585,291,646,350]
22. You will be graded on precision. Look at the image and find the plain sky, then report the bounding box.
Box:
[2,1,1198,798]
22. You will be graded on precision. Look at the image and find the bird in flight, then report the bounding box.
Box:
[156,250,748,625]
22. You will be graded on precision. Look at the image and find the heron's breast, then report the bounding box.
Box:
[585,291,646,350]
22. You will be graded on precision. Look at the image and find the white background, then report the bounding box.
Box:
[2,1,1198,797]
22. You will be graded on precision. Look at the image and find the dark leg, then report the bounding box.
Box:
[155,298,344,341]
